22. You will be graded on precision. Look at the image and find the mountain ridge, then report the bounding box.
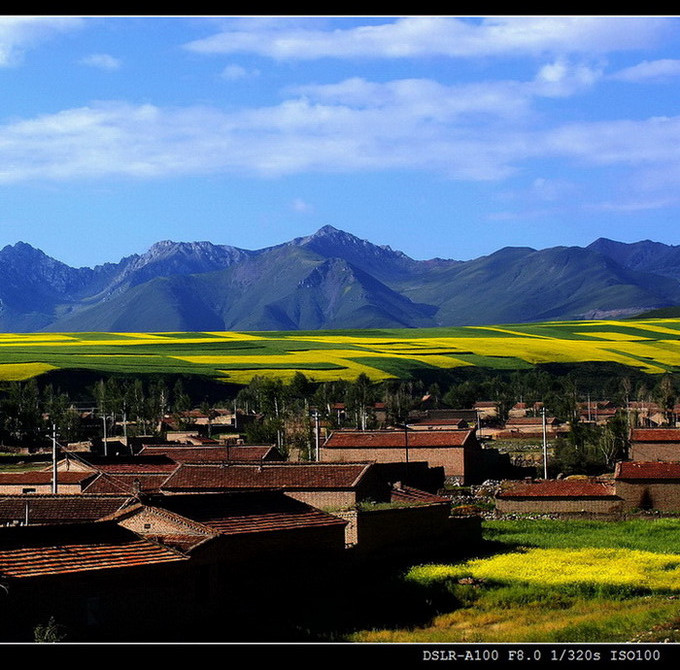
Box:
[3,229,680,332]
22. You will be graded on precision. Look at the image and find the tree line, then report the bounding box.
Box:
[1,365,679,476]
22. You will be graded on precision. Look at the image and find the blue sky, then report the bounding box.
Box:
[2,15,680,267]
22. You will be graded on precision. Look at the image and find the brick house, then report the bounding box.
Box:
[0,490,349,642]
[0,471,99,495]
[48,453,181,496]
[629,428,680,462]
[497,461,680,515]
[319,429,483,482]
[473,401,499,420]
[614,461,680,512]
[115,491,348,561]
[0,521,191,641]
[496,479,622,515]
[159,461,384,509]
[508,402,544,418]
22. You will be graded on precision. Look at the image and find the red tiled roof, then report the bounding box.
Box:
[162,463,372,492]
[407,418,467,426]
[82,473,172,494]
[498,480,617,498]
[323,430,475,448]
[0,495,131,525]
[59,454,177,474]
[390,486,452,505]
[151,492,347,536]
[139,446,279,463]
[630,429,680,443]
[615,461,680,480]
[0,524,185,579]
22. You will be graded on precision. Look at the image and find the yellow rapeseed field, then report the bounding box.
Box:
[0,362,57,380]
[1,318,680,382]
[408,547,680,592]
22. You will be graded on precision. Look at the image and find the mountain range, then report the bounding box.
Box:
[1,225,680,332]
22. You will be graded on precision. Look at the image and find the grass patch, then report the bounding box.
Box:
[347,518,680,643]
[350,596,680,643]
[483,518,680,554]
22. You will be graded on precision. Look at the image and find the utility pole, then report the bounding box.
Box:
[51,423,58,495]
[403,422,410,473]
[102,414,108,457]
[542,406,548,479]
[314,410,320,462]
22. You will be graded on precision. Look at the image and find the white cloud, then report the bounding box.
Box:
[541,116,680,166]
[183,16,671,61]
[291,198,314,213]
[0,16,84,66]
[79,53,121,70]
[586,197,679,212]
[1,82,680,188]
[533,59,603,97]
[611,58,680,82]
[220,64,259,80]
[291,77,533,121]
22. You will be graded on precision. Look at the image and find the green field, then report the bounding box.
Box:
[2,318,680,384]
[349,519,680,643]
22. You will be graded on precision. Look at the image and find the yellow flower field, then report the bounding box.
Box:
[0,362,57,381]
[408,547,680,592]
[1,318,680,382]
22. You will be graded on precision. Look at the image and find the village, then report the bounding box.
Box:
[0,374,678,643]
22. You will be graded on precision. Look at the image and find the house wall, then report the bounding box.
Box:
[350,504,463,554]
[615,480,680,512]
[57,460,93,472]
[284,489,357,510]
[0,483,84,495]
[496,496,623,515]
[319,447,470,480]
[629,442,680,462]
[118,508,208,540]
[0,560,194,642]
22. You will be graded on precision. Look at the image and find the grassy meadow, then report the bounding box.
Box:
[1,317,680,383]
[349,519,680,643]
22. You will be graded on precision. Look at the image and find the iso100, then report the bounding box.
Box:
[610,649,662,662]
